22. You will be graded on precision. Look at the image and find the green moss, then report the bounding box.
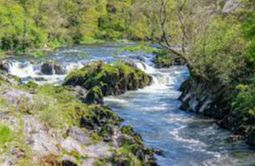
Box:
[113,145,143,166]
[121,126,135,136]
[24,81,38,89]
[39,106,64,128]
[80,36,105,44]
[93,159,109,166]
[85,86,104,104]
[36,85,76,103]
[38,101,90,129]
[120,44,157,53]
[89,133,102,144]
[0,125,13,144]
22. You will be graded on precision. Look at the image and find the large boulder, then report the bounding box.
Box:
[67,127,90,145]
[63,61,152,96]
[41,63,65,75]
[0,61,10,72]
[247,130,255,146]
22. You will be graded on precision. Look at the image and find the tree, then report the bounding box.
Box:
[134,0,246,83]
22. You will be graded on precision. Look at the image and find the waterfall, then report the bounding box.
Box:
[8,61,38,78]
[134,61,188,91]
[4,45,189,87]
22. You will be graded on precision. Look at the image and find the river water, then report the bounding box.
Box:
[3,43,255,166]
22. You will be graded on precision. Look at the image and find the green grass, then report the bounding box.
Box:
[111,43,158,57]
[121,44,157,53]
[81,36,105,44]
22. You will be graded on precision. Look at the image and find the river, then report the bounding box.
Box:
[3,43,255,166]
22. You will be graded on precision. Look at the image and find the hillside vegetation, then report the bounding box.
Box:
[0,0,154,55]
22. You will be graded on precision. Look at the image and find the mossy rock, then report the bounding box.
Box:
[63,61,152,96]
[80,105,122,133]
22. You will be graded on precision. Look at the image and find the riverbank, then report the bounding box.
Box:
[0,61,157,165]
[179,76,255,145]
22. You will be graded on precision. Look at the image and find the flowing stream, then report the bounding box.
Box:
[3,43,255,166]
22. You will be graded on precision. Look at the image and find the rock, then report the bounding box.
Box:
[222,0,240,14]
[85,142,112,158]
[41,63,65,75]
[67,127,90,145]
[61,137,111,159]
[53,64,65,75]
[2,89,33,105]
[154,149,165,157]
[61,137,86,156]
[82,159,95,166]
[179,102,190,111]
[41,63,53,75]
[0,73,21,86]
[31,132,60,156]
[227,134,243,142]
[247,130,255,146]
[23,116,60,157]
[34,77,47,81]
[69,86,88,100]
[179,77,231,119]
[178,76,255,148]
[0,61,10,72]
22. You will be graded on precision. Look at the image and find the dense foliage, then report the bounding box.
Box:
[231,0,255,117]
[0,0,152,54]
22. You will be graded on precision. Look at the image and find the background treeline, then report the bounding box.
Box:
[0,0,154,53]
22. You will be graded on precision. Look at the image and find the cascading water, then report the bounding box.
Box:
[3,43,255,166]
